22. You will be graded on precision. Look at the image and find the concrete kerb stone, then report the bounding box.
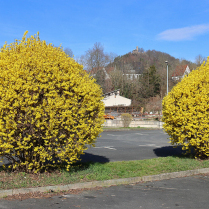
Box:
[0,168,209,198]
[141,168,209,182]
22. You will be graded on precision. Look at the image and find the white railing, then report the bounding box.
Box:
[103,119,164,129]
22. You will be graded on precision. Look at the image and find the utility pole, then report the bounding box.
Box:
[165,61,168,95]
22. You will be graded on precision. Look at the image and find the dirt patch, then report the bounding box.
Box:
[2,187,103,201]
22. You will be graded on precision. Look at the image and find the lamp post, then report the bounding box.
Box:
[165,61,168,95]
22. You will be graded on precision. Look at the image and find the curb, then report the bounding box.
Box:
[0,168,209,198]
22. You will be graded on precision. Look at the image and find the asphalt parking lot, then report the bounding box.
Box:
[0,129,182,166]
[0,129,208,208]
[81,129,183,163]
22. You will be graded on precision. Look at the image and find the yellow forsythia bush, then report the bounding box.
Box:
[162,58,209,159]
[0,31,104,172]
[121,113,132,127]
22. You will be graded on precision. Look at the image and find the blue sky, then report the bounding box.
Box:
[1,0,209,62]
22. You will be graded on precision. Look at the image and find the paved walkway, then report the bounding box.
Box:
[0,173,208,209]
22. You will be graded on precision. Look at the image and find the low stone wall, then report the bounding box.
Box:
[104,119,164,129]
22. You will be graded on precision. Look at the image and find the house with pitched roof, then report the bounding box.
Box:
[172,65,190,81]
[102,90,131,107]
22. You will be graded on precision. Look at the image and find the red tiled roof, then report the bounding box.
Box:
[105,66,115,73]
[172,65,188,77]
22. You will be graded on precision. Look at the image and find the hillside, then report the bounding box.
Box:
[94,47,197,112]
[106,47,197,75]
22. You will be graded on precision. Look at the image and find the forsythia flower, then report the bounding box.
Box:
[162,57,209,159]
[0,31,105,172]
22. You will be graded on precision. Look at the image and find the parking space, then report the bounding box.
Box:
[81,130,183,163]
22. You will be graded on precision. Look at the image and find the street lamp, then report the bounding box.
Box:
[165,61,168,95]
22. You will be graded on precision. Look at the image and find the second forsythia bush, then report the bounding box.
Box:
[162,58,209,158]
[121,113,132,127]
[0,32,105,172]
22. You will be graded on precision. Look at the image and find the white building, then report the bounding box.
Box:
[123,73,141,80]
[123,70,142,80]
[102,90,131,107]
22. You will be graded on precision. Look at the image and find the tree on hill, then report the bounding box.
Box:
[141,65,161,98]
[64,47,73,57]
[80,42,116,74]
[195,54,207,67]
[78,42,117,93]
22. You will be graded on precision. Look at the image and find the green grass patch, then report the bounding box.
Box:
[0,156,209,190]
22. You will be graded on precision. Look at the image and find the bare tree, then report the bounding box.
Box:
[109,69,123,90]
[81,42,116,74]
[64,47,73,57]
[195,54,206,66]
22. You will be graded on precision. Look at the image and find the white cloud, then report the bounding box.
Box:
[157,24,209,41]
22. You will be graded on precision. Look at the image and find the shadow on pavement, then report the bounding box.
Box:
[153,146,186,157]
[80,152,109,163]
[0,153,110,172]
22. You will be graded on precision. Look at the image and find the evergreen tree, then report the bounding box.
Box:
[141,65,161,98]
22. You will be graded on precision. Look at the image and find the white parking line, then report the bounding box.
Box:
[94,146,117,150]
[107,134,119,136]
[138,144,161,148]
[135,133,146,135]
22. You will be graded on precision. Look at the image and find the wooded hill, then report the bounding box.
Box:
[95,48,197,111]
[109,47,197,75]
[80,44,201,112]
